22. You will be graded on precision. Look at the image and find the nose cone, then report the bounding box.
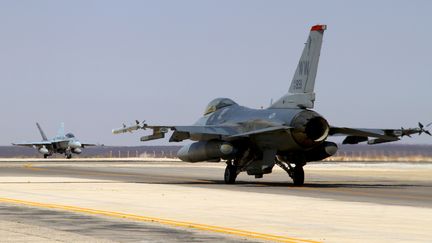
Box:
[69,141,82,149]
[177,144,191,162]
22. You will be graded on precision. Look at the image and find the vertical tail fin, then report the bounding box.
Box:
[36,122,48,141]
[56,122,65,138]
[269,24,326,109]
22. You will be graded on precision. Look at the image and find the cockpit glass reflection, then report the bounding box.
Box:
[204,98,237,115]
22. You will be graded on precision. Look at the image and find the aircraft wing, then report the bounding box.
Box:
[12,141,53,148]
[113,121,296,142]
[52,138,99,148]
[329,123,430,144]
[113,121,243,142]
[158,125,293,142]
[227,126,292,139]
[154,125,238,142]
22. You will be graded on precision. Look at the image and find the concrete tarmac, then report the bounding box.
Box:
[0,160,431,242]
[0,203,257,243]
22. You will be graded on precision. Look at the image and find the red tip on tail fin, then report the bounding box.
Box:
[311,25,327,31]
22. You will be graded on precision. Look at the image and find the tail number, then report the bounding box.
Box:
[293,79,303,90]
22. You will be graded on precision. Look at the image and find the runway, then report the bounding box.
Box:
[0,160,431,242]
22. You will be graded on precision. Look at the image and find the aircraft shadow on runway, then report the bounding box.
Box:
[133,179,426,189]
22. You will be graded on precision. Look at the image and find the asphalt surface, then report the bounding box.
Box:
[1,161,431,208]
[0,160,431,242]
[0,203,257,243]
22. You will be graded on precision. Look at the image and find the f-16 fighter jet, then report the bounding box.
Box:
[13,122,96,159]
[113,25,430,186]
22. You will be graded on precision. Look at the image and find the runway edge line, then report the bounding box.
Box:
[0,197,320,243]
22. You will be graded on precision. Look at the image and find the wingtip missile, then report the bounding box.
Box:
[112,121,144,134]
[418,121,432,136]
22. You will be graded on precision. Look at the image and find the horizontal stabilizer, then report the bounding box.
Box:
[331,122,431,145]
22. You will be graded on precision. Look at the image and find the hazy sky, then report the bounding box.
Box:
[1,0,431,146]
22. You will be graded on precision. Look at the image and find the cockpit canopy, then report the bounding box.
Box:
[65,133,75,138]
[204,98,237,115]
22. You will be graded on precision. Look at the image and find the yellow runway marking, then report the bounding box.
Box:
[23,163,43,171]
[0,197,319,243]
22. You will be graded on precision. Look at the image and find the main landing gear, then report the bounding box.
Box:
[276,158,305,186]
[291,165,305,186]
[223,158,305,186]
[224,160,238,184]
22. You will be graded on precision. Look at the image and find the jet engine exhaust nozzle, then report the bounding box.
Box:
[291,111,330,148]
[305,116,330,142]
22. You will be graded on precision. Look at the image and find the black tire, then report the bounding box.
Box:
[43,154,48,159]
[292,165,304,186]
[66,154,72,159]
[224,164,237,184]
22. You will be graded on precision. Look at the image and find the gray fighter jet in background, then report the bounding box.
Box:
[113,25,430,186]
[13,122,96,159]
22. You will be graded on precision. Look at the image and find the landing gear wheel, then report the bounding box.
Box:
[292,165,304,186]
[66,154,72,159]
[43,154,48,159]
[224,163,238,184]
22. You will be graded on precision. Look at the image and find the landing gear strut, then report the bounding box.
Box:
[224,161,238,184]
[291,165,304,186]
[276,158,305,186]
